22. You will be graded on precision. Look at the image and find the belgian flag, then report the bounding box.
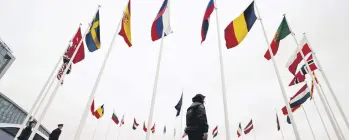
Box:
[94,104,104,119]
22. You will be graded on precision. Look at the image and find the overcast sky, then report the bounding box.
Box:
[1,0,349,139]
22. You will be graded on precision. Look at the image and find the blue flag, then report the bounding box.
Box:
[85,10,101,52]
[175,93,183,117]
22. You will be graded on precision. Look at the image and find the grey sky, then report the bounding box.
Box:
[0,0,349,139]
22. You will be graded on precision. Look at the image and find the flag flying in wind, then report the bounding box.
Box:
[264,17,291,60]
[276,113,280,131]
[310,72,318,100]
[237,123,242,137]
[90,99,95,115]
[175,93,183,117]
[151,0,172,41]
[56,62,72,85]
[94,104,104,119]
[212,125,218,138]
[201,0,215,43]
[119,0,132,47]
[282,105,301,115]
[132,118,139,130]
[224,1,257,49]
[112,112,119,124]
[66,27,85,64]
[244,120,254,135]
[143,122,147,132]
[151,123,156,133]
[85,10,101,52]
[281,83,310,115]
[289,55,318,86]
[120,115,125,126]
[286,36,312,75]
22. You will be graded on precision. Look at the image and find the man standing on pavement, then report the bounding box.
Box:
[17,121,35,140]
[49,124,63,140]
[185,94,209,140]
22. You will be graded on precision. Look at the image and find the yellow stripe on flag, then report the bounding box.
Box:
[232,13,248,44]
[123,7,131,43]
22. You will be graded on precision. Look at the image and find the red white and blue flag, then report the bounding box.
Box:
[151,0,172,41]
[201,0,215,43]
[286,36,312,75]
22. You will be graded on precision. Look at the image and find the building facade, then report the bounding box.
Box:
[0,38,15,80]
[0,92,50,140]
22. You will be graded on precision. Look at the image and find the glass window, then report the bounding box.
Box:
[0,49,7,56]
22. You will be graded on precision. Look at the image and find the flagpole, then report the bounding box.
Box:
[274,109,285,140]
[301,106,316,140]
[92,120,101,140]
[283,16,342,140]
[253,126,256,140]
[254,3,301,140]
[104,116,113,140]
[13,27,80,140]
[73,4,129,139]
[303,33,349,130]
[312,98,330,140]
[179,90,184,140]
[28,23,90,140]
[212,1,232,140]
[116,113,125,140]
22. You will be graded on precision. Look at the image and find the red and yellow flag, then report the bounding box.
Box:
[119,0,132,47]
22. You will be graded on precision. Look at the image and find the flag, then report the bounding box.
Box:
[151,123,156,133]
[119,0,132,47]
[244,120,253,135]
[287,116,291,124]
[143,122,147,132]
[289,55,318,86]
[112,112,119,124]
[224,1,257,49]
[151,0,172,41]
[85,10,101,52]
[56,62,72,85]
[310,72,318,100]
[276,113,280,131]
[212,125,218,138]
[132,118,139,130]
[90,99,95,115]
[66,27,85,63]
[264,17,291,60]
[120,115,125,126]
[175,93,183,117]
[94,104,104,119]
[182,133,187,138]
[286,37,312,75]
[289,84,310,108]
[282,105,301,115]
[163,126,166,134]
[201,0,215,43]
[237,123,242,137]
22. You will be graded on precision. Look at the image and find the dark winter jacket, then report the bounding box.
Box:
[49,128,61,140]
[17,126,32,140]
[185,102,209,133]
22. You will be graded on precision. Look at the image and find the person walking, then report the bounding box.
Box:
[18,121,35,140]
[49,124,63,140]
[185,94,208,140]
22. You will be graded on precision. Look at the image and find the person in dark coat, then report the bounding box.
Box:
[185,94,209,140]
[17,121,35,140]
[49,124,63,140]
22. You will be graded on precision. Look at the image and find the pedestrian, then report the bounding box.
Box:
[49,124,63,140]
[185,94,208,140]
[17,121,35,140]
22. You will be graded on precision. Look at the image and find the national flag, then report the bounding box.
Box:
[175,93,183,117]
[132,118,139,130]
[66,27,85,64]
[310,72,318,100]
[151,123,156,133]
[286,36,312,75]
[120,115,125,126]
[289,72,306,86]
[119,0,132,47]
[85,10,101,52]
[281,105,301,115]
[56,62,72,85]
[112,112,119,124]
[244,120,253,135]
[264,17,291,60]
[276,113,280,131]
[90,99,95,115]
[237,123,242,137]
[163,126,166,134]
[287,116,291,124]
[201,0,215,43]
[143,122,147,132]
[182,133,187,138]
[94,104,104,119]
[289,55,318,86]
[224,1,257,49]
[212,125,218,138]
[151,0,173,41]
